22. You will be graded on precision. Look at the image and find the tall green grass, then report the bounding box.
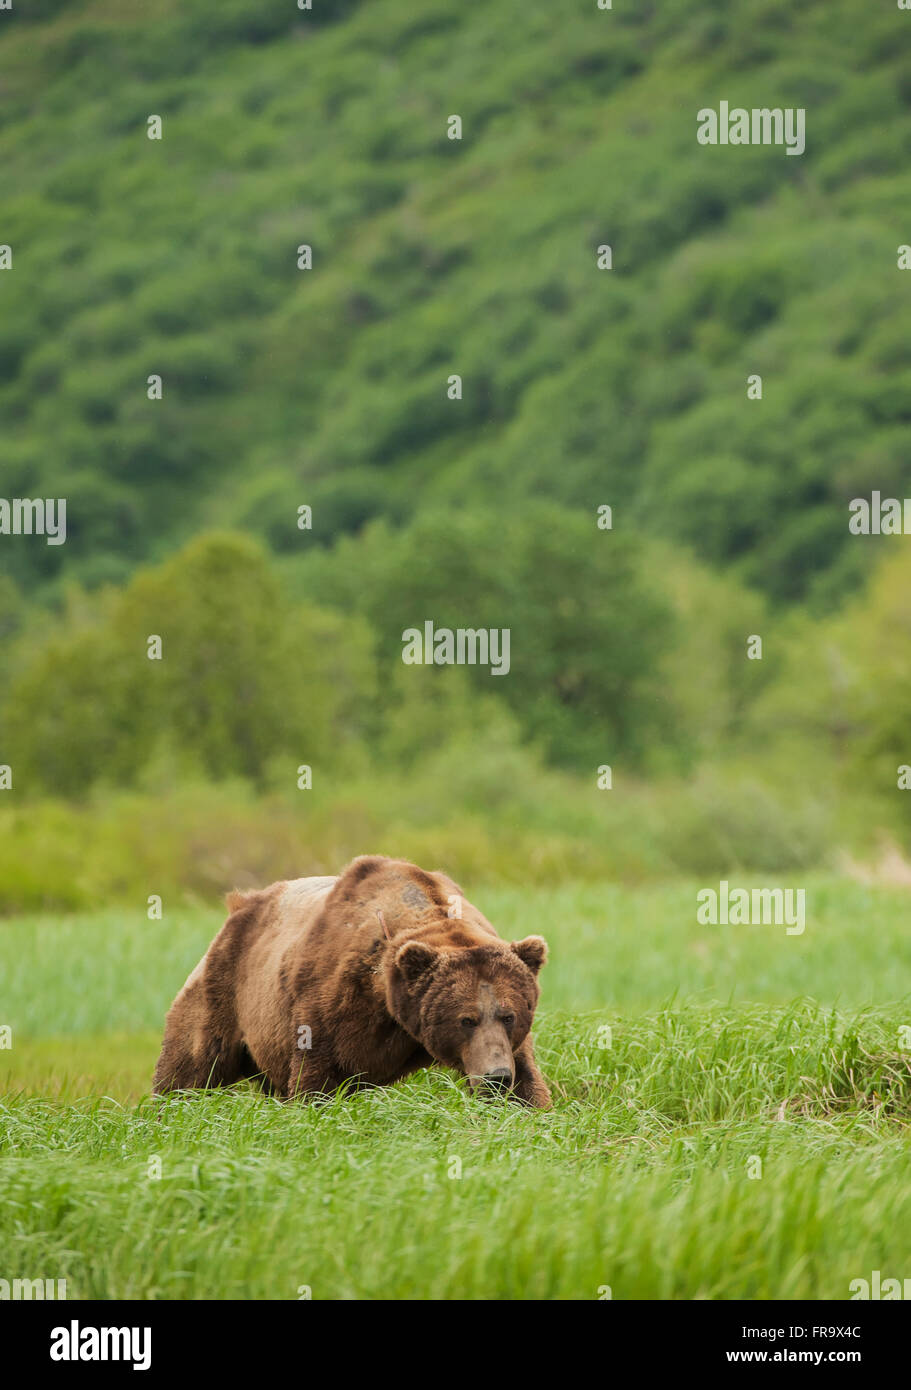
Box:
[2,1007,909,1299]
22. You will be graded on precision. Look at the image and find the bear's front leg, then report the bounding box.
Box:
[283,1048,349,1101]
[511,1035,551,1109]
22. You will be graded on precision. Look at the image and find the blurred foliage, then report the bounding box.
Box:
[296,504,675,766]
[0,762,834,915]
[2,534,377,794]
[1,526,908,909]
[0,0,908,606]
[746,544,911,835]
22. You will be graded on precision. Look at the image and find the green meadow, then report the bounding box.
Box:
[2,879,909,1300]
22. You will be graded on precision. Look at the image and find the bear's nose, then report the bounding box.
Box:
[483,1067,513,1091]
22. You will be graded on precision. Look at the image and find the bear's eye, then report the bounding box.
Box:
[499,1013,516,1028]
[460,1017,478,1029]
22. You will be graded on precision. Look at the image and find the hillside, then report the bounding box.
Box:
[2,0,909,606]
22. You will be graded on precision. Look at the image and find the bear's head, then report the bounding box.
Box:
[387,936,547,1094]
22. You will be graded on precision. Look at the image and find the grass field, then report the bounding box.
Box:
[2,878,910,1299]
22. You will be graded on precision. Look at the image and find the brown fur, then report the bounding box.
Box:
[153,855,551,1107]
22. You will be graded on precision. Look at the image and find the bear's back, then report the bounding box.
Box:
[280,875,338,912]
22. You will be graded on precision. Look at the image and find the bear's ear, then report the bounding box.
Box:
[395,940,439,983]
[510,935,548,975]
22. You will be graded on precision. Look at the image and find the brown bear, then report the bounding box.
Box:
[153,854,551,1107]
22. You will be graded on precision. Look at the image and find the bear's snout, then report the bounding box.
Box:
[463,1024,516,1093]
